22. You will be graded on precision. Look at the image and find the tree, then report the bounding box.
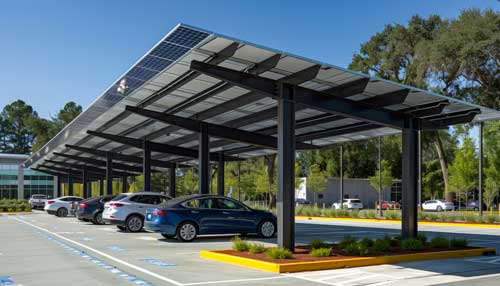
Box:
[307,164,329,205]
[53,102,82,129]
[369,160,393,214]
[422,160,444,200]
[0,100,38,154]
[449,137,478,209]
[483,176,498,213]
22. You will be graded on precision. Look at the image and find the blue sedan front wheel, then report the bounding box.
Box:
[258,220,276,238]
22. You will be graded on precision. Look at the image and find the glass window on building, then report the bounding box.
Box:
[390,182,402,203]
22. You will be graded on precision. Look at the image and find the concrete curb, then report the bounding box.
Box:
[295,215,500,228]
[200,247,496,273]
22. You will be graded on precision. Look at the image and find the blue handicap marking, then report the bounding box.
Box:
[108,246,127,252]
[82,237,94,241]
[0,276,15,285]
[140,258,176,267]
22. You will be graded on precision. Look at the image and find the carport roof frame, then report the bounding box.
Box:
[24,23,500,168]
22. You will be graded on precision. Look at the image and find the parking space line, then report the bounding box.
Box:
[13,217,183,286]
[181,276,285,285]
[283,273,338,285]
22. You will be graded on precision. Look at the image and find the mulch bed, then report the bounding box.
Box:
[218,244,480,263]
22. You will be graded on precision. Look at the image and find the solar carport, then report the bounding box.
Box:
[24,24,500,250]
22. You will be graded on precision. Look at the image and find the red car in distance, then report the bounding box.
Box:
[379,201,401,210]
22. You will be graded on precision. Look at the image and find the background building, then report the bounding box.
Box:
[0,153,56,200]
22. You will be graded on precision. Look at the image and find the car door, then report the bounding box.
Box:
[215,198,255,232]
[183,198,221,234]
[135,195,156,215]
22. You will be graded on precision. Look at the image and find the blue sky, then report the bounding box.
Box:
[0,0,497,118]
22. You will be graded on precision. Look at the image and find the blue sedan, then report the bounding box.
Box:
[144,194,277,242]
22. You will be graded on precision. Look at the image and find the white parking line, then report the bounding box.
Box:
[13,217,183,286]
[181,276,285,285]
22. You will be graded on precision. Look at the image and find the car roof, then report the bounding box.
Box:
[122,192,168,196]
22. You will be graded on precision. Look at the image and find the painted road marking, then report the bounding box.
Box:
[139,258,176,267]
[0,276,15,285]
[137,236,158,241]
[108,246,127,252]
[181,276,285,286]
[13,217,183,286]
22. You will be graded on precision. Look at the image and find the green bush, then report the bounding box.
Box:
[430,237,450,248]
[310,247,332,257]
[393,234,402,241]
[464,213,478,223]
[373,238,391,252]
[309,239,330,250]
[428,213,439,221]
[401,238,423,251]
[343,242,369,256]
[450,238,468,248]
[7,207,14,212]
[351,209,360,218]
[248,243,267,254]
[364,210,377,218]
[338,235,357,249]
[385,210,400,220]
[266,248,293,259]
[231,237,250,252]
[360,238,374,247]
[485,214,497,224]
[417,233,427,243]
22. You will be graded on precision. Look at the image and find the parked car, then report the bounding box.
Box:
[44,196,83,217]
[378,200,400,210]
[76,195,116,225]
[332,199,363,210]
[28,194,48,209]
[295,198,310,206]
[102,192,171,232]
[145,194,277,242]
[422,200,455,212]
[465,200,486,211]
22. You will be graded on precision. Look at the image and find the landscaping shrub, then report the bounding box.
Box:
[248,243,267,254]
[450,238,468,248]
[343,242,369,256]
[309,239,330,250]
[295,205,304,215]
[338,235,357,249]
[373,238,391,252]
[310,247,332,257]
[401,238,423,251]
[393,234,402,241]
[364,210,377,219]
[485,214,497,224]
[322,208,336,217]
[430,237,450,248]
[360,238,374,247]
[428,213,439,221]
[383,235,399,246]
[417,233,427,243]
[385,210,400,220]
[266,248,293,259]
[231,237,250,252]
[351,209,360,218]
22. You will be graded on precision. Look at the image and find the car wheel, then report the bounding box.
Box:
[93,212,105,225]
[116,225,127,231]
[176,221,198,242]
[126,215,143,232]
[436,206,443,212]
[258,219,276,238]
[57,207,68,217]
[161,233,175,239]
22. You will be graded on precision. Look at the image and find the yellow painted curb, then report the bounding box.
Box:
[295,215,500,229]
[0,211,33,215]
[201,248,496,273]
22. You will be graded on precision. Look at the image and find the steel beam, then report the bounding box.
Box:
[422,109,480,128]
[54,152,144,173]
[65,144,179,169]
[57,175,62,197]
[277,83,296,251]
[296,122,380,142]
[68,169,74,196]
[44,159,132,178]
[106,152,113,195]
[402,118,418,239]
[199,125,210,194]
[126,105,316,150]
[82,167,89,198]
[418,130,422,209]
[87,130,241,162]
[400,100,449,117]
[143,140,151,192]
[169,164,176,198]
[99,179,104,196]
[217,152,224,196]
[122,175,128,193]
[190,60,408,129]
[340,145,343,203]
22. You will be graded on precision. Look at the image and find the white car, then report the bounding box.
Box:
[29,194,48,209]
[44,196,83,217]
[422,200,455,212]
[332,198,364,210]
[102,192,170,232]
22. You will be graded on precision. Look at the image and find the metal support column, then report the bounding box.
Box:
[122,175,128,193]
[417,130,422,209]
[106,152,113,195]
[377,136,382,217]
[68,169,73,196]
[339,145,343,202]
[402,119,418,239]
[237,160,241,201]
[217,152,225,196]
[277,83,296,251]
[82,167,88,198]
[479,122,483,216]
[199,124,210,194]
[56,176,62,197]
[143,140,151,192]
[169,164,176,198]
[99,179,104,196]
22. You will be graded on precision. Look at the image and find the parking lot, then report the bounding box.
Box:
[2,211,500,286]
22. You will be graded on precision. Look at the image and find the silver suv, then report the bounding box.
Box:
[102,192,170,232]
